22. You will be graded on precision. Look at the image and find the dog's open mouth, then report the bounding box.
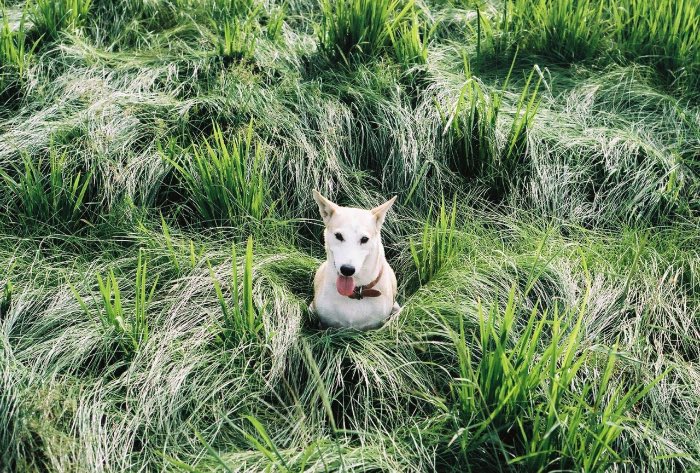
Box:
[336,275,355,296]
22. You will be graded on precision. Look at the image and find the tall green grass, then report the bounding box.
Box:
[209,236,264,345]
[208,0,259,20]
[264,5,285,41]
[445,289,667,471]
[388,9,430,67]
[410,197,458,286]
[441,58,541,192]
[499,65,542,181]
[319,0,414,61]
[0,9,35,100]
[612,0,700,81]
[214,18,257,62]
[32,0,92,41]
[505,0,700,84]
[0,148,93,230]
[163,122,269,226]
[440,58,498,179]
[507,0,607,61]
[72,249,158,357]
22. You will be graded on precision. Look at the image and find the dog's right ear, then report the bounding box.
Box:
[313,189,339,225]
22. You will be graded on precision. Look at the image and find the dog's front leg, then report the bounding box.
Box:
[308,301,325,329]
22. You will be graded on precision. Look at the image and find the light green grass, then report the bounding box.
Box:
[0,147,93,230]
[319,0,414,62]
[0,5,34,103]
[32,0,92,41]
[0,0,699,471]
[503,0,700,87]
[162,122,269,226]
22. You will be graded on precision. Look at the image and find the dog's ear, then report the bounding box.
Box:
[371,195,397,229]
[313,189,339,225]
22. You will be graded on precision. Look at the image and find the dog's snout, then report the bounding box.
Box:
[340,265,355,276]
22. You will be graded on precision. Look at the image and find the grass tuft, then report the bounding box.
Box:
[506,0,607,61]
[209,236,264,346]
[445,289,668,471]
[319,0,413,62]
[410,196,459,286]
[388,8,430,67]
[612,0,700,82]
[505,0,700,84]
[72,249,158,358]
[0,147,93,231]
[0,8,35,101]
[32,0,92,41]
[163,122,269,226]
[441,56,541,192]
[214,18,257,63]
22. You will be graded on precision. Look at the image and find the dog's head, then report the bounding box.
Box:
[313,190,396,295]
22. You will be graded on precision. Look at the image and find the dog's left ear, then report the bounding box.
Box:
[371,195,397,229]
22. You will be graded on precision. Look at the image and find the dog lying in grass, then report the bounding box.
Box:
[310,190,400,330]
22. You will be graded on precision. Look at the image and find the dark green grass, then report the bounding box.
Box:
[0,0,699,471]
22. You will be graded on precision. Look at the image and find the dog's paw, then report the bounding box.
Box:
[391,302,401,315]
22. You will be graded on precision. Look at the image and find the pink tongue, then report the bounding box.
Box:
[336,276,355,296]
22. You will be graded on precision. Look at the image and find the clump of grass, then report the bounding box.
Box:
[209,0,260,21]
[214,18,257,63]
[72,249,158,357]
[441,57,541,192]
[445,289,667,471]
[506,0,607,61]
[0,148,93,231]
[264,5,285,41]
[319,0,413,62]
[611,0,700,82]
[410,196,459,286]
[388,9,430,67]
[32,0,92,41]
[209,236,265,346]
[0,10,35,100]
[203,0,288,62]
[504,0,700,85]
[163,122,269,226]
[497,65,542,184]
[440,57,497,178]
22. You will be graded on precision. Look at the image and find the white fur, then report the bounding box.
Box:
[310,190,400,330]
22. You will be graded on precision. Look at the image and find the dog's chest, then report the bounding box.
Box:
[315,279,391,330]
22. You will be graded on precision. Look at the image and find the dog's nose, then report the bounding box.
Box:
[340,265,355,277]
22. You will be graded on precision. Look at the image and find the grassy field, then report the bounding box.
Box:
[1,0,699,471]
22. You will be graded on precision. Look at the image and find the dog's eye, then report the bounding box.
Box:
[360,236,369,244]
[335,233,344,242]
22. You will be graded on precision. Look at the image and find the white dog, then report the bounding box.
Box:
[310,190,400,330]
